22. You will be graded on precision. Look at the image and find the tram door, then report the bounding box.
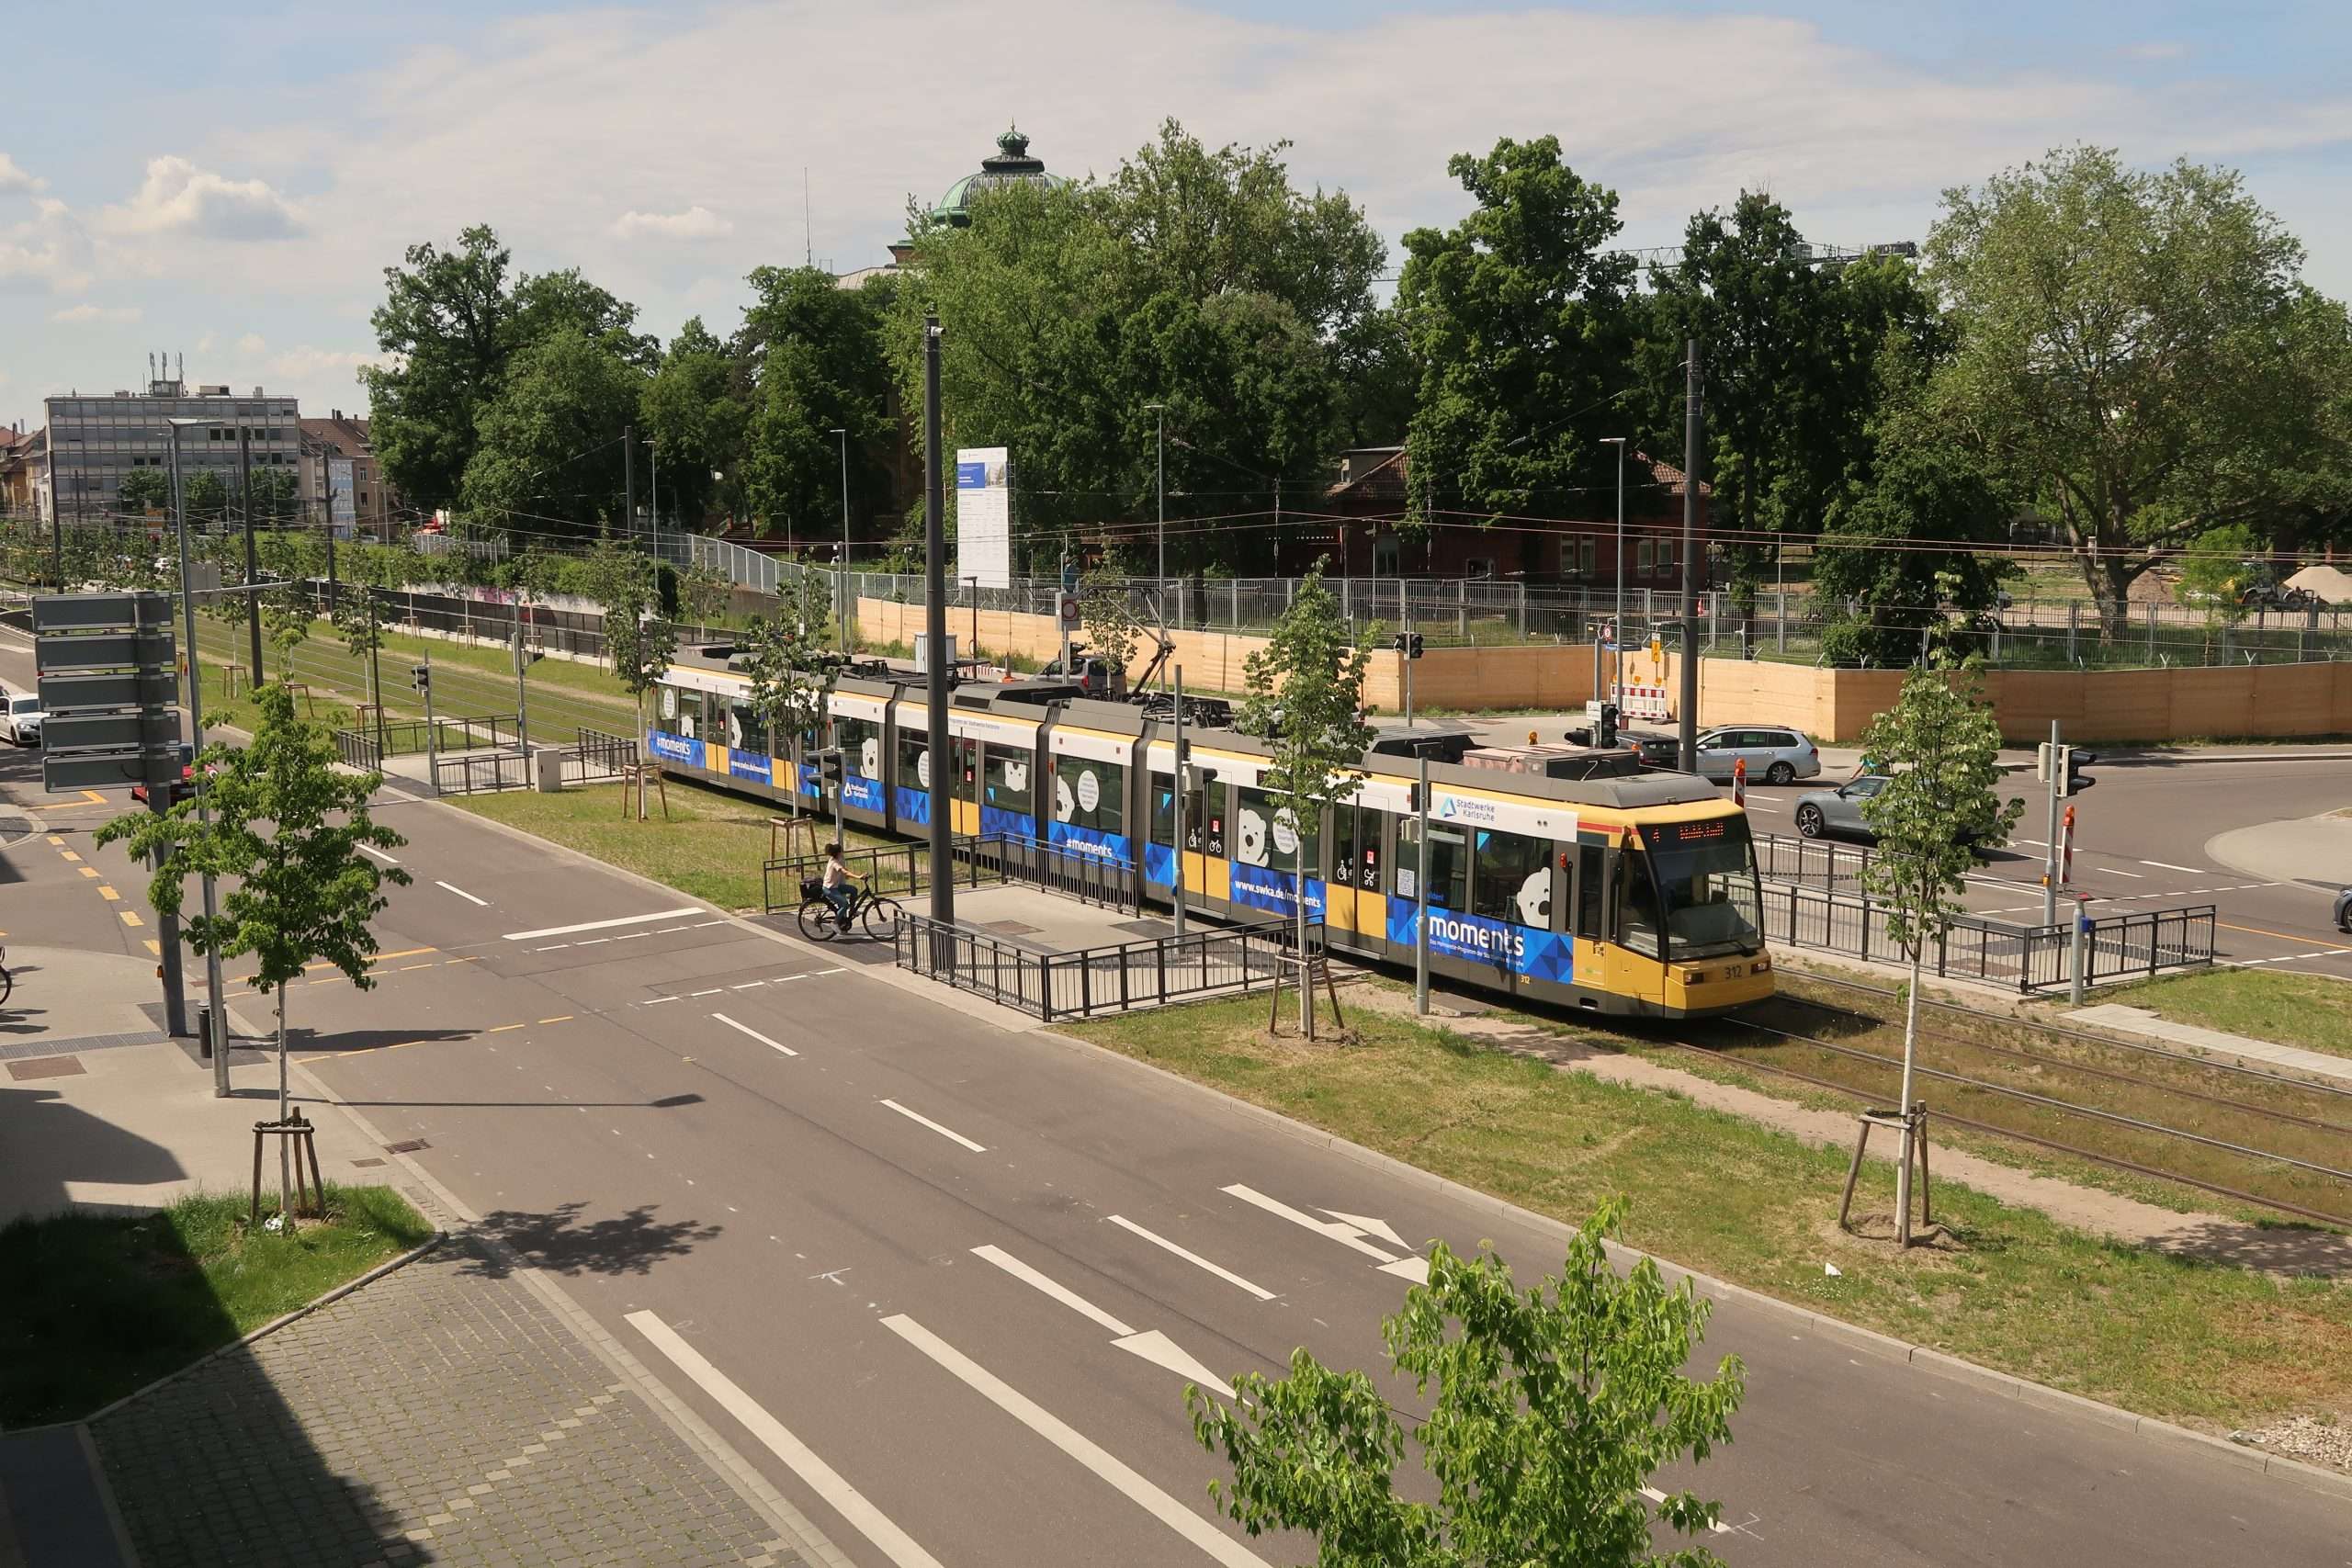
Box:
[1324,806,1384,942]
[948,738,981,836]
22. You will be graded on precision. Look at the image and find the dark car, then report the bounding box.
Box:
[2335,886,2352,933]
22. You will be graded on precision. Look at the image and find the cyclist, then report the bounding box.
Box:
[820,842,864,930]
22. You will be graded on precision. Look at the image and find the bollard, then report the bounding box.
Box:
[2070,897,2090,1006]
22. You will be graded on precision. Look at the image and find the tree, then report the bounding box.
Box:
[96,685,411,1220]
[331,581,388,728]
[1237,561,1374,1038]
[362,225,517,510]
[677,562,732,629]
[2175,525,2260,636]
[244,465,301,527]
[741,266,896,543]
[1856,654,2021,1242]
[1080,575,1146,682]
[1814,434,2017,667]
[510,266,658,371]
[641,316,749,532]
[584,544,675,741]
[117,468,170,516]
[891,120,1383,567]
[1190,1198,1743,1568]
[460,325,645,540]
[1399,136,1637,547]
[1923,146,2352,635]
[1635,201,1941,626]
[740,571,837,818]
[258,534,313,678]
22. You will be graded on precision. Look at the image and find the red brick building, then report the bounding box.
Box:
[1285,446,1713,589]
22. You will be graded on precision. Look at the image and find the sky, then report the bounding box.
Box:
[5,0,2348,432]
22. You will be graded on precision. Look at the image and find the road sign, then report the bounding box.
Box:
[1057,592,1080,629]
[39,671,178,712]
[36,629,175,674]
[40,749,181,792]
[31,592,173,633]
[44,712,169,751]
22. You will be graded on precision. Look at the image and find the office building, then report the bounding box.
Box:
[43,367,301,524]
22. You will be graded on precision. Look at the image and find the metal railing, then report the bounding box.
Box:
[976,832,1137,913]
[434,750,531,795]
[334,728,382,772]
[1752,832,1875,890]
[763,833,1010,914]
[894,912,1306,1021]
[568,728,639,784]
[1757,877,2216,992]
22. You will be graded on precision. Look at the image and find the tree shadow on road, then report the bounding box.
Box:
[462,1201,720,1278]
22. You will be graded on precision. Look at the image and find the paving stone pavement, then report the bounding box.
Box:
[89,1238,804,1568]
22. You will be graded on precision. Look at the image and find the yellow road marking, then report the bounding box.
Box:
[83,790,104,805]
[2219,919,2342,946]
[446,955,483,964]
[58,850,80,863]
[538,1015,572,1024]
[46,835,62,846]
[489,1022,526,1032]
[144,940,161,955]
[97,886,120,901]
[369,947,437,964]
[120,911,143,928]
[78,866,99,879]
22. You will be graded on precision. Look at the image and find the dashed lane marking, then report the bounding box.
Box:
[119,910,143,928]
[880,1099,987,1152]
[501,907,705,942]
[96,885,119,901]
[711,1012,798,1057]
[358,843,400,865]
[435,879,489,907]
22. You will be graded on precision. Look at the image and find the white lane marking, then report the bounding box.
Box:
[1223,1184,1396,1263]
[1639,1484,1733,1536]
[690,987,723,997]
[577,937,610,946]
[502,907,705,941]
[2092,865,2144,879]
[536,943,571,952]
[880,1099,987,1153]
[628,1312,944,1568]
[882,1315,1261,1567]
[616,931,650,941]
[1377,1257,1432,1283]
[971,1246,1134,1336]
[1112,1328,1238,1401]
[358,843,400,865]
[1321,1209,1408,1248]
[712,1012,798,1057]
[1106,1214,1277,1301]
[644,994,682,1005]
[435,879,489,906]
[2141,860,2207,874]
[730,981,766,989]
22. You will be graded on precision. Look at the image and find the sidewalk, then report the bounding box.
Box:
[2069,1001,2352,1087]
[0,950,832,1568]
[1347,984,2352,1278]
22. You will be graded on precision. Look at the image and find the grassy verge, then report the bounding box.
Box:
[2115,968,2352,1061]
[0,1185,432,1427]
[1066,993,2352,1432]
[452,773,891,912]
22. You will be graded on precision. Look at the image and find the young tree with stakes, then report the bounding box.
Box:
[1237,561,1374,1039]
[1855,650,2020,1243]
[97,686,411,1223]
[1190,1198,1743,1568]
[741,571,838,818]
[332,575,389,741]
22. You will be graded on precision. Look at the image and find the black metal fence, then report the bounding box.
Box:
[566,728,638,785]
[763,833,1010,914]
[893,912,1305,1021]
[976,832,1136,913]
[1755,879,2216,993]
[434,750,531,795]
[1752,833,1876,891]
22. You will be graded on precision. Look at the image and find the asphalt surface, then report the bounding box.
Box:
[4,648,2348,1566]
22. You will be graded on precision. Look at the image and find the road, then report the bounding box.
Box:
[4,649,2347,1565]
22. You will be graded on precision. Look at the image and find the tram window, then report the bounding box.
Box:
[898,732,929,791]
[1473,829,1553,929]
[1620,850,1664,958]
[1055,755,1124,834]
[985,747,1033,815]
[729,702,767,758]
[1332,808,1358,886]
[952,737,979,790]
[835,717,880,780]
[1192,785,1226,858]
[660,685,679,723]
[1149,774,1176,846]
[1396,818,1467,908]
[1575,844,1605,939]
[1236,786,1319,874]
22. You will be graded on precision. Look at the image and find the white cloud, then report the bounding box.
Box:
[236,332,268,355]
[0,200,96,293]
[104,155,303,240]
[613,205,735,241]
[196,331,218,353]
[2126,41,2190,62]
[0,153,44,194]
[51,303,141,323]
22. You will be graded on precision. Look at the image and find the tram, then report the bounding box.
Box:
[644,651,1773,1019]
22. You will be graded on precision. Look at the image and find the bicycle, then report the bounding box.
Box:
[795,881,904,942]
[0,943,10,1007]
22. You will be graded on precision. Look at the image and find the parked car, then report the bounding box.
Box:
[0,690,42,746]
[1628,726,1820,784]
[2334,886,2352,934]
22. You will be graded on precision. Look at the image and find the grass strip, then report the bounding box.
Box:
[0,1185,433,1427]
[452,774,891,913]
[2116,969,2352,1062]
[1066,992,2352,1432]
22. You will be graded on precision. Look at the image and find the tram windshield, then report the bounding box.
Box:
[1643,816,1763,958]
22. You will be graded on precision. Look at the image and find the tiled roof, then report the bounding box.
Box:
[300,414,373,454]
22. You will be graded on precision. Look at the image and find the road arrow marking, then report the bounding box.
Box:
[972,1245,1133,1336]
[1113,1330,1236,1400]
[1321,1209,1408,1249]
[1222,1184,1398,1263]
[1106,1214,1277,1301]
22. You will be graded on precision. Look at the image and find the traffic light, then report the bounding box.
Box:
[1596,702,1620,749]
[2065,749,2096,795]
[410,663,431,694]
[817,748,844,788]
[1390,632,1424,659]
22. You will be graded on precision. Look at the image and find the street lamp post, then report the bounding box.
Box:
[165,417,232,1094]
[1600,436,1627,707]
[832,428,851,653]
[1146,403,1166,604]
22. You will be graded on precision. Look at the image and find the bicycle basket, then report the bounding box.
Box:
[799,878,825,901]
